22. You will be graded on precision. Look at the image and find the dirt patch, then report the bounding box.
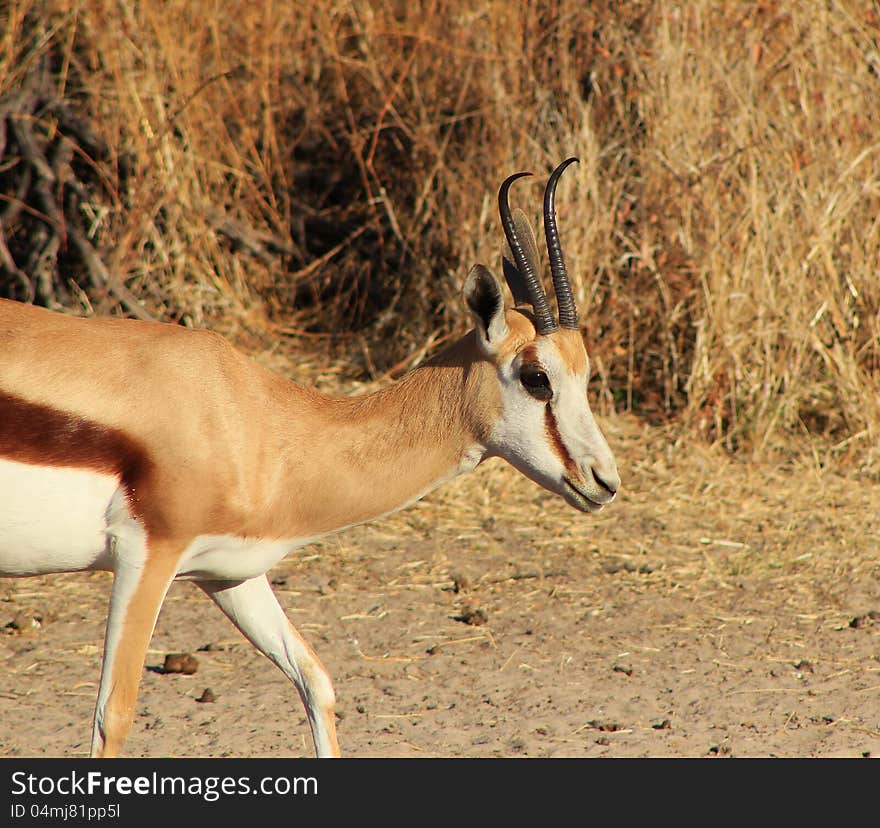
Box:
[1,415,878,758]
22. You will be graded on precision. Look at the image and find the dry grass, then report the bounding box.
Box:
[1,0,879,462]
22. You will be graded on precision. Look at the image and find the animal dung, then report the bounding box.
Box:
[453,606,488,626]
[162,653,199,675]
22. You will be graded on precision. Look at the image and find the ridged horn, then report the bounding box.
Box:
[544,157,580,329]
[498,171,557,335]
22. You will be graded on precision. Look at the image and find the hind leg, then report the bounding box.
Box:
[196,574,340,757]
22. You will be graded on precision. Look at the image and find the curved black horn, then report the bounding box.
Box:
[498,171,558,335]
[544,157,580,329]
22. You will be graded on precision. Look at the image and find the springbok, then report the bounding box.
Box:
[0,158,618,757]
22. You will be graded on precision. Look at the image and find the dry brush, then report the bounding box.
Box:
[1,0,878,465]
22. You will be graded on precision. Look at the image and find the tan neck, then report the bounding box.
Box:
[265,332,500,538]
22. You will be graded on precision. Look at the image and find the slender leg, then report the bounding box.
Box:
[196,574,340,758]
[90,538,179,758]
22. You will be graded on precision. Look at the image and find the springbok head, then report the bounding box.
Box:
[464,158,620,512]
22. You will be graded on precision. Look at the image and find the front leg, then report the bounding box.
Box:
[197,574,340,758]
[91,538,180,757]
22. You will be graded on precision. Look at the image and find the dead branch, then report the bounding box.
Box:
[0,32,142,317]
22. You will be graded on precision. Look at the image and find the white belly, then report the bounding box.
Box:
[0,459,120,576]
[176,533,317,580]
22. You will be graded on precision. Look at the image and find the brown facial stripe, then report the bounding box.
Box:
[0,390,153,523]
[544,403,578,475]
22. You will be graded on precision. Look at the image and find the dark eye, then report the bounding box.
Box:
[520,365,552,401]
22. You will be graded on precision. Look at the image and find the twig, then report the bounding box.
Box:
[66,222,156,322]
[209,208,300,266]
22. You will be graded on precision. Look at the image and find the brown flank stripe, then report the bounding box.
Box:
[0,390,153,522]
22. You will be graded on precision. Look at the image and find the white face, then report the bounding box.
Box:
[488,324,620,513]
[465,265,620,513]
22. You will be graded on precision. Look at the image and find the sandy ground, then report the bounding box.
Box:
[1,415,879,758]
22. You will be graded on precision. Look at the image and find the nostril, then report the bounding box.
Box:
[591,466,618,496]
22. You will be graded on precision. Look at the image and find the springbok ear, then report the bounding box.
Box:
[464,264,509,351]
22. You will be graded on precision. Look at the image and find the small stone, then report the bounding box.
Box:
[6,611,42,636]
[450,573,470,593]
